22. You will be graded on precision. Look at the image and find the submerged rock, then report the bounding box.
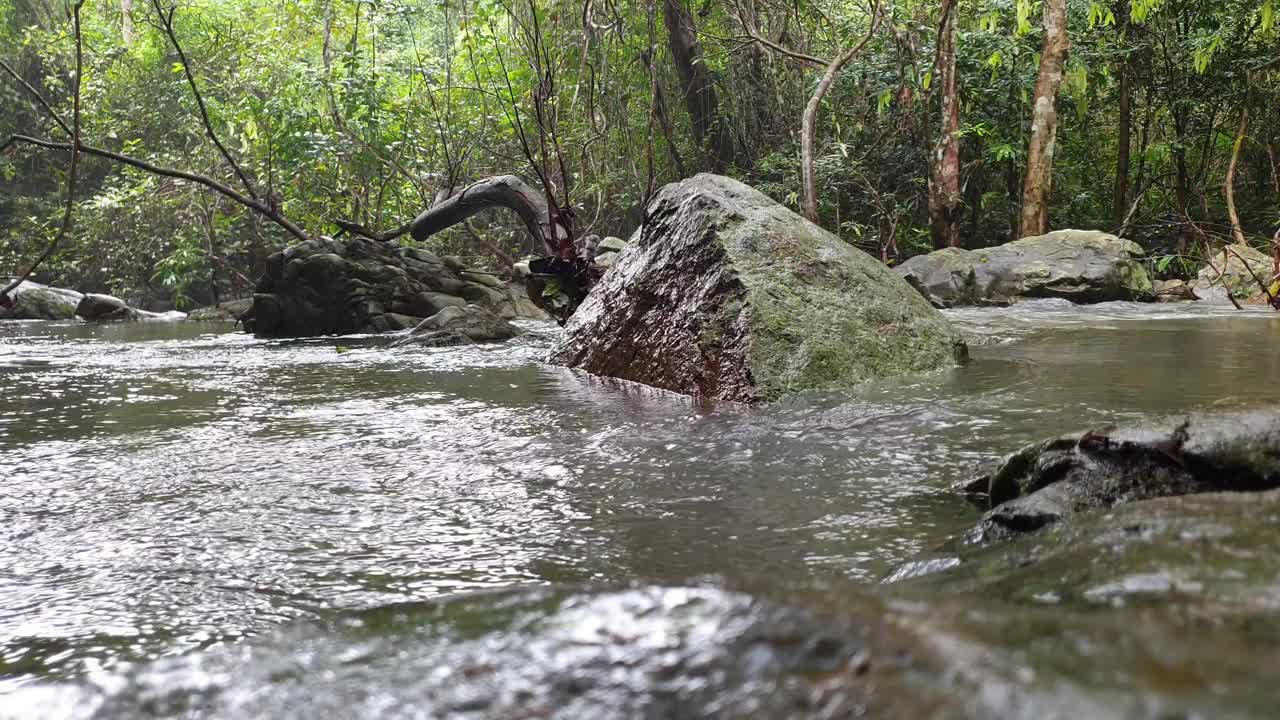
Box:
[895,230,1154,307]
[393,304,524,348]
[244,235,543,337]
[186,298,252,322]
[548,174,967,403]
[890,488,1280,717]
[1193,244,1274,304]
[961,409,1280,541]
[14,586,974,720]
[0,281,82,320]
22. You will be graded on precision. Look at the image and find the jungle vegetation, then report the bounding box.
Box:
[1,0,1277,308]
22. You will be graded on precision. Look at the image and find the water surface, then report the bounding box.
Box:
[2,300,1278,691]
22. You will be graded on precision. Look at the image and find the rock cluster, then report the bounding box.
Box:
[243,235,544,337]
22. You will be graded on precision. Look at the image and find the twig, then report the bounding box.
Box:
[0,58,73,137]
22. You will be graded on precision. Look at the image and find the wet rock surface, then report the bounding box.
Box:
[12,586,973,720]
[891,489,1280,719]
[961,409,1280,541]
[895,230,1154,307]
[185,298,252,322]
[549,174,967,403]
[76,293,186,322]
[0,281,82,320]
[244,235,542,337]
[393,304,524,348]
[1193,244,1274,304]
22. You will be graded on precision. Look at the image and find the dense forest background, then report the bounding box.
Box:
[1,0,1277,309]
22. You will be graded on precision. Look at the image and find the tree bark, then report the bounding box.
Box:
[927,0,961,248]
[662,0,734,172]
[800,2,879,223]
[1111,0,1131,230]
[1019,0,1069,238]
[121,0,134,46]
[1224,104,1249,245]
[408,175,556,256]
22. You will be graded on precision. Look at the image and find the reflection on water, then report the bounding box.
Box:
[1,300,1279,686]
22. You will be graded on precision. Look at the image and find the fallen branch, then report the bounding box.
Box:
[408,175,554,255]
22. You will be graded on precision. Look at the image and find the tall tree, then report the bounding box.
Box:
[1019,0,1069,238]
[928,0,961,248]
[662,0,734,172]
[1110,0,1132,230]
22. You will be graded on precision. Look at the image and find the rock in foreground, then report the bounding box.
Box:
[549,174,967,403]
[895,230,1153,307]
[961,409,1280,541]
[245,235,544,337]
[0,281,82,320]
[15,586,973,720]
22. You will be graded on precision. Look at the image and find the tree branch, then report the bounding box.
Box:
[0,58,73,137]
[408,174,552,255]
[151,0,261,201]
[1,1,85,303]
[3,134,309,242]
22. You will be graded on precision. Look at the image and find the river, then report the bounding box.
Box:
[2,300,1279,717]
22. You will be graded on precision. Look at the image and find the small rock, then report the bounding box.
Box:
[964,409,1280,541]
[394,304,524,348]
[76,293,137,322]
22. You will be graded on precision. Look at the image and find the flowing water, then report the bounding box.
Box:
[2,300,1280,716]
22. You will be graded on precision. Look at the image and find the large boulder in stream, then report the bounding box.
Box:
[548,174,967,403]
[958,409,1280,542]
[244,235,545,338]
[895,230,1154,307]
[0,281,82,320]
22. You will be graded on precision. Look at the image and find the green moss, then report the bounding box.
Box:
[715,201,966,401]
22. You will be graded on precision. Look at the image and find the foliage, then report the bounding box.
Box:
[0,0,1277,306]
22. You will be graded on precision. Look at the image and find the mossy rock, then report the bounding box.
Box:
[548,174,967,403]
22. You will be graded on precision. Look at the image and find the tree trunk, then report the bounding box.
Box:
[800,4,879,223]
[121,0,134,46]
[1110,0,1131,230]
[1018,0,1069,238]
[1224,104,1249,246]
[662,0,734,171]
[928,0,961,248]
